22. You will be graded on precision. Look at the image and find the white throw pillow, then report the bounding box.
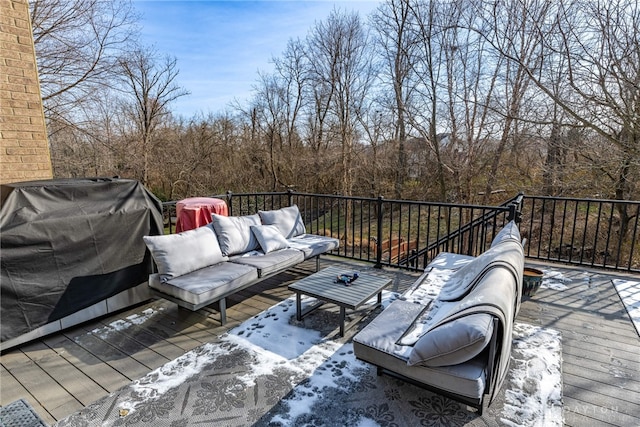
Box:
[251,224,290,253]
[407,313,494,367]
[143,224,227,281]
[258,205,306,238]
[211,213,261,256]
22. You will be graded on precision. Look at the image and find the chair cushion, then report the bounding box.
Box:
[353,299,487,400]
[286,234,340,259]
[211,213,261,256]
[229,249,304,277]
[408,313,494,367]
[258,205,306,238]
[143,224,227,281]
[149,262,258,306]
[438,239,523,302]
[251,224,290,253]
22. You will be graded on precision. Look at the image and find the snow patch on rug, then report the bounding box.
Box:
[501,323,563,427]
[612,279,640,336]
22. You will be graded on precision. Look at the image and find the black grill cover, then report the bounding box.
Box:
[1,178,163,343]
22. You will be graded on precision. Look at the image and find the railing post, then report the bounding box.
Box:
[226,190,233,216]
[375,196,384,269]
[287,188,294,207]
[507,204,516,223]
[507,192,524,224]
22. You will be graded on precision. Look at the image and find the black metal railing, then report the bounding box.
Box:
[162,191,522,271]
[161,192,638,273]
[520,196,639,272]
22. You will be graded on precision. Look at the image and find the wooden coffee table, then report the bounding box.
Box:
[288,266,392,336]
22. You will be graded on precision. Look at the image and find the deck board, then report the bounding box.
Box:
[0,365,54,425]
[1,257,638,426]
[18,341,107,407]
[92,317,188,360]
[517,262,640,427]
[77,325,170,371]
[0,350,83,421]
[65,326,153,380]
[41,334,131,393]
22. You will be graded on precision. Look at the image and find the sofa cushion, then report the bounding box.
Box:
[143,224,227,281]
[438,239,523,302]
[286,234,340,259]
[491,220,521,247]
[149,262,258,307]
[229,248,304,277]
[396,301,438,345]
[258,205,306,238]
[251,224,290,253]
[211,213,261,256]
[353,299,487,400]
[407,313,494,367]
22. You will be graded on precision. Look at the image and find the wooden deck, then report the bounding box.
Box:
[1,257,639,426]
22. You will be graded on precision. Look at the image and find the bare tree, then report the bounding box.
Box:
[404,0,449,200]
[371,0,418,198]
[30,0,139,132]
[250,73,287,190]
[118,47,189,185]
[246,40,307,190]
[484,0,639,199]
[306,9,375,197]
[272,39,307,151]
[477,0,639,253]
[476,0,546,202]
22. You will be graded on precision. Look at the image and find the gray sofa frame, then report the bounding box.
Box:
[149,253,326,324]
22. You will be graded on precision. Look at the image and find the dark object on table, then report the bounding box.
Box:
[335,272,359,285]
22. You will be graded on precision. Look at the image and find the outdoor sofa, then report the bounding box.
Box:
[353,221,524,414]
[143,204,339,324]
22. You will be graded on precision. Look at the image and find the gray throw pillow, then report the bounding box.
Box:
[211,213,261,256]
[143,224,227,281]
[258,205,306,238]
[407,313,494,367]
[251,224,290,253]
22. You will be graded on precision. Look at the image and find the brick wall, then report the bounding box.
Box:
[0,0,52,185]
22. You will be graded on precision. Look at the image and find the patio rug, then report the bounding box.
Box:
[0,398,49,427]
[55,291,563,427]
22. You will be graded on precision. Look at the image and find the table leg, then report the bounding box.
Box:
[296,292,302,321]
[339,306,346,337]
[377,291,382,306]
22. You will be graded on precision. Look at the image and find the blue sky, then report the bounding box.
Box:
[133,1,382,118]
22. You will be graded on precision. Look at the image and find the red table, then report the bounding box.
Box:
[175,197,228,232]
